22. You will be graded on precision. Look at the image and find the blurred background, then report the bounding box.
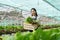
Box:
[0,0,60,26]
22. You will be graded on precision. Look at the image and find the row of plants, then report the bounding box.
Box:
[0,23,60,34]
[0,25,23,34]
[2,28,60,40]
[41,24,60,29]
[15,28,60,40]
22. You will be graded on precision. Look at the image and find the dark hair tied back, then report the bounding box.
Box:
[31,8,38,16]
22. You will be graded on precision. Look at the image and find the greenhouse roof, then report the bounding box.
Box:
[0,0,60,16]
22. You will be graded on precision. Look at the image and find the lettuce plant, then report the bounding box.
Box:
[26,17,33,23]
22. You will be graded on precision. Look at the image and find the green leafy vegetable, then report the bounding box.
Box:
[26,17,33,23]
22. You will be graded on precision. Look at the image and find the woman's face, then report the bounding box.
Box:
[31,10,36,14]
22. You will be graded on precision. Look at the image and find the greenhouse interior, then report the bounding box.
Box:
[0,0,60,40]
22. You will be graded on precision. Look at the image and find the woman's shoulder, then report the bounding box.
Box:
[37,15,40,19]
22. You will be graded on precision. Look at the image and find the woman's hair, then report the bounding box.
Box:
[31,8,38,16]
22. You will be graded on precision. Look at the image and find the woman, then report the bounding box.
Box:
[24,8,40,32]
[31,8,38,20]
